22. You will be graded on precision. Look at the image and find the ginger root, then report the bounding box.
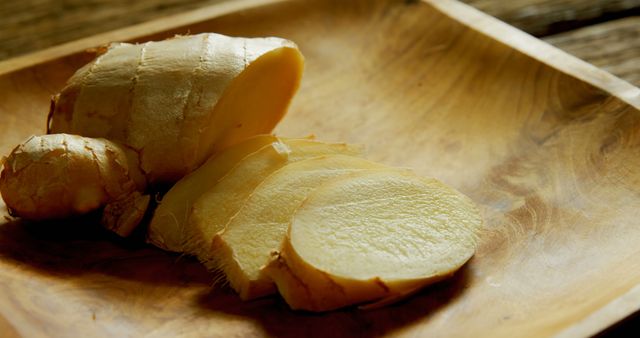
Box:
[0,134,148,236]
[48,33,304,184]
[0,31,484,313]
[1,32,303,236]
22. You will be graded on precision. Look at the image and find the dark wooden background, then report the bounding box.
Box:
[0,0,639,336]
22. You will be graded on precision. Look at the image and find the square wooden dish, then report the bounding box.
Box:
[1,0,639,336]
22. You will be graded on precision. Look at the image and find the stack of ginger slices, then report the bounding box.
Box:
[147,135,482,312]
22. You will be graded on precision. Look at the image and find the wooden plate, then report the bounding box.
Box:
[1,0,639,336]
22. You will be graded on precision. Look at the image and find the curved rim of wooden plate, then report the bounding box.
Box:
[0,0,639,336]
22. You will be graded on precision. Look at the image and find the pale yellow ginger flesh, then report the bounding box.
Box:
[148,134,278,252]
[48,33,304,184]
[185,139,364,266]
[212,155,387,300]
[0,134,148,236]
[264,170,482,312]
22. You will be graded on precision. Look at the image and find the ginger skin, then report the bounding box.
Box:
[0,134,148,236]
[47,33,303,184]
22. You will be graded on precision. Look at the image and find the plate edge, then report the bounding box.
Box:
[423,0,640,111]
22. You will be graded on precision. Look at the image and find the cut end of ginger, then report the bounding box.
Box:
[185,139,364,267]
[212,154,386,300]
[147,134,278,252]
[264,170,482,312]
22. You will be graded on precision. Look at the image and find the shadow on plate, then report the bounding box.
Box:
[194,264,472,337]
[0,214,471,336]
[0,216,211,286]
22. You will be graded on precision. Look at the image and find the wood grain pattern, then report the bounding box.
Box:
[0,0,228,60]
[463,0,640,36]
[1,0,640,336]
[2,0,640,60]
[545,16,640,87]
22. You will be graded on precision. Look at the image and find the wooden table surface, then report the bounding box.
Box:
[1,0,639,336]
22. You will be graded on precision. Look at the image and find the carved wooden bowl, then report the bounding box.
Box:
[1,0,639,336]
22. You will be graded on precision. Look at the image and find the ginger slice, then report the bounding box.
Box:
[147,134,278,252]
[264,170,482,312]
[49,33,304,183]
[185,139,363,265]
[212,155,386,300]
